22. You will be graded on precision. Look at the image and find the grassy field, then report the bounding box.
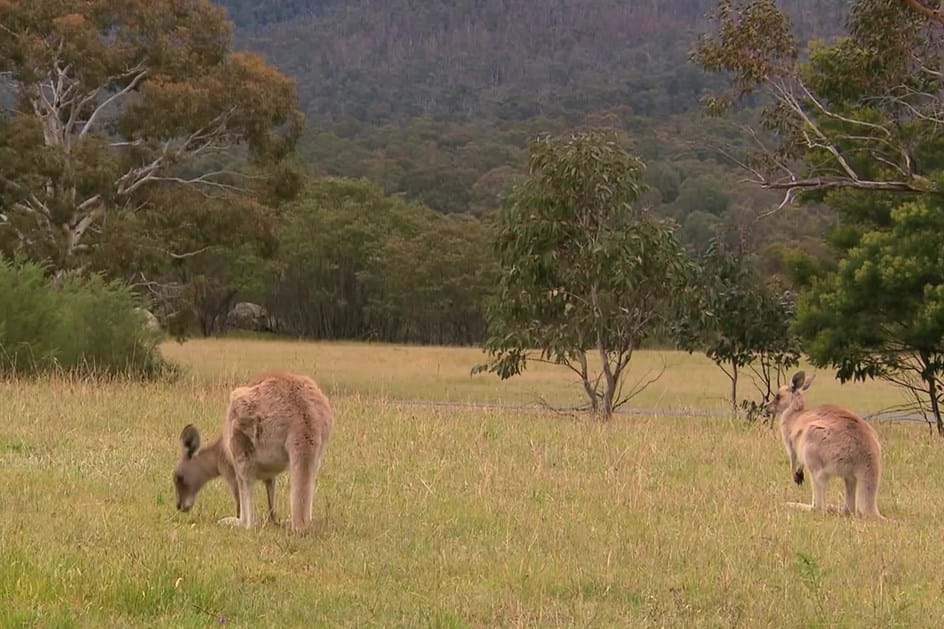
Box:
[159,339,904,413]
[2,339,944,627]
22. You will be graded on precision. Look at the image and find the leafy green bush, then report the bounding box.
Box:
[0,257,166,378]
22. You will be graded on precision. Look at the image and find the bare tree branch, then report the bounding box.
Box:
[612,360,667,413]
[159,246,211,260]
[146,174,248,194]
[78,65,148,139]
[900,0,944,25]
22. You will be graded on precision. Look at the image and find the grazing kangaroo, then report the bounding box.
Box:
[767,371,883,519]
[173,371,334,531]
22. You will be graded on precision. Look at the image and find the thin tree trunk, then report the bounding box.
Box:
[919,351,943,436]
[577,352,599,414]
[599,346,616,419]
[731,362,739,415]
[928,374,943,436]
[199,314,213,337]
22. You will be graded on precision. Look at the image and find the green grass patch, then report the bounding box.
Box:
[1,341,942,626]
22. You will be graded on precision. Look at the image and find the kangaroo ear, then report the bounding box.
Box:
[791,371,806,391]
[801,373,816,391]
[180,425,200,459]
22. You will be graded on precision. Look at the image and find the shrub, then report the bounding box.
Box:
[0,257,167,378]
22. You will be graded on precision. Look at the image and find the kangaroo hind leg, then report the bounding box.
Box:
[842,477,857,516]
[807,469,830,513]
[855,469,884,520]
[288,450,321,533]
[264,478,279,526]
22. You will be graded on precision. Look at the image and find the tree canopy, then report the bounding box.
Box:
[694,0,944,203]
[268,178,494,344]
[0,0,303,271]
[696,0,944,430]
[676,235,800,415]
[796,196,944,433]
[477,131,692,417]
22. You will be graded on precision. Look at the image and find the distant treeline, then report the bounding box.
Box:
[264,179,495,345]
[150,178,496,345]
[174,174,829,347]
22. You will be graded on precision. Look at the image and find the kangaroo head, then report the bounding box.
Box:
[767,370,816,415]
[173,425,214,512]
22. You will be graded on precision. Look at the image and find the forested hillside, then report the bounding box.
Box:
[224,0,843,124]
[217,0,844,243]
[0,0,848,351]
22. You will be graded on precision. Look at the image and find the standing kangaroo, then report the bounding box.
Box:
[767,371,883,519]
[173,371,334,531]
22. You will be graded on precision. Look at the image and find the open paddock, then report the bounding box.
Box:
[2,339,943,627]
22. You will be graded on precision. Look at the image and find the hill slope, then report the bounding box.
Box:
[217,0,844,248]
[226,0,843,126]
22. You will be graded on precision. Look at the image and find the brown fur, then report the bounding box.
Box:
[767,371,883,519]
[173,371,334,531]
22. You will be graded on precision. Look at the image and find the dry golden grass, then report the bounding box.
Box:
[2,339,943,627]
[160,338,904,413]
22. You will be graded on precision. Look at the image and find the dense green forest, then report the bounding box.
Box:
[216,0,841,311]
[0,0,841,349]
[212,0,842,263]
